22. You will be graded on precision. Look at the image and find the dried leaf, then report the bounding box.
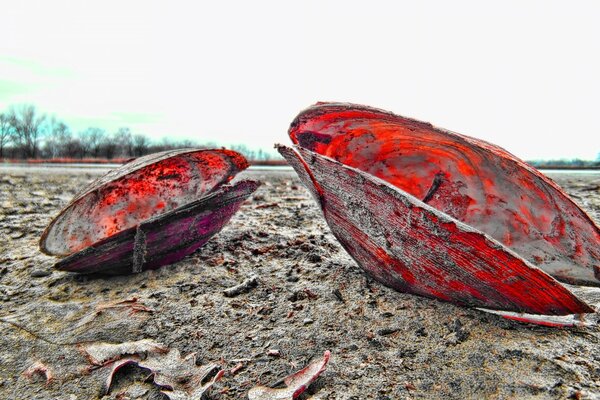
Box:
[81,339,167,365]
[248,350,330,400]
[81,339,222,399]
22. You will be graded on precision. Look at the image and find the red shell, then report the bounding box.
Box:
[279,102,599,315]
[40,148,258,274]
[289,103,600,286]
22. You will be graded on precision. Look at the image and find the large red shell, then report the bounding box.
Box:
[40,149,258,274]
[278,102,600,315]
[288,103,600,287]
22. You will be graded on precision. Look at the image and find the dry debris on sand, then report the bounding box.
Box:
[1,167,600,399]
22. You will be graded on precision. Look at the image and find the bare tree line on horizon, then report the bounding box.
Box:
[0,104,279,162]
[1,104,598,166]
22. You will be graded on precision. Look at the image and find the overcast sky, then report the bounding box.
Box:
[1,0,599,160]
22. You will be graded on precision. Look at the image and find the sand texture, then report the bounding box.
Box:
[0,166,599,399]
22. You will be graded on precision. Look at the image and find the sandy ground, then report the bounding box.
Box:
[0,165,600,400]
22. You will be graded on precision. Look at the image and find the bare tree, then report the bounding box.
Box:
[133,134,150,156]
[155,137,181,151]
[0,103,277,161]
[179,139,198,148]
[43,117,71,158]
[8,105,46,158]
[63,137,83,158]
[100,134,118,159]
[256,149,266,161]
[0,113,13,158]
[231,144,256,161]
[114,127,133,157]
[79,127,106,158]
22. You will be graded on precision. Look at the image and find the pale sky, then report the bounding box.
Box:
[1,0,599,160]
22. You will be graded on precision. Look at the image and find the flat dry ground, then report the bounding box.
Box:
[0,166,599,399]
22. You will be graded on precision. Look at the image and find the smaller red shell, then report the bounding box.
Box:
[40,148,258,274]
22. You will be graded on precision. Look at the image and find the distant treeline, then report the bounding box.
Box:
[3,104,597,167]
[0,104,281,163]
[528,159,600,169]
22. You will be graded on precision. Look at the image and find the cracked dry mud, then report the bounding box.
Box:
[0,166,599,399]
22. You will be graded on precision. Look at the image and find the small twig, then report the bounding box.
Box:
[230,362,244,375]
[95,297,154,314]
[223,275,258,297]
[332,289,345,303]
[422,171,445,203]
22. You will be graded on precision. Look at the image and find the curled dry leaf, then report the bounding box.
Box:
[279,102,600,320]
[248,350,330,400]
[80,338,167,365]
[80,339,223,399]
[40,148,259,274]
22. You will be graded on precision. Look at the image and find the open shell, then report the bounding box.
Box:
[279,102,600,316]
[41,148,259,274]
